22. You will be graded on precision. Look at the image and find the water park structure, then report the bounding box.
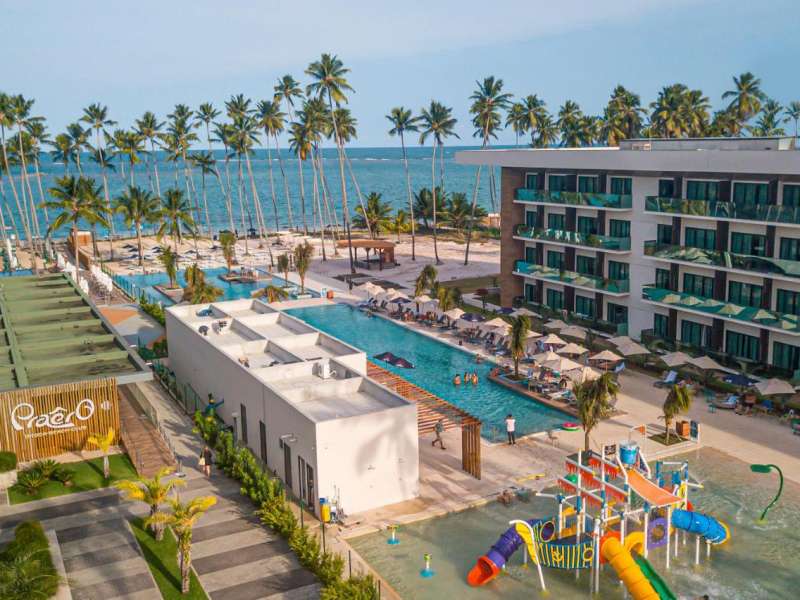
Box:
[467,437,730,598]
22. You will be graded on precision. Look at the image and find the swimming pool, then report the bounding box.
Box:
[349,447,800,599]
[116,266,316,305]
[285,304,569,440]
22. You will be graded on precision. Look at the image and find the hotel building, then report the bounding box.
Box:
[456,137,800,377]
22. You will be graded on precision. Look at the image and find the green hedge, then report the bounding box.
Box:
[193,413,378,599]
[140,293,166,326]
[0,521,60,599]
[0,451,17,473]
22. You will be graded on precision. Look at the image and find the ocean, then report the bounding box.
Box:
[0,145,502,240]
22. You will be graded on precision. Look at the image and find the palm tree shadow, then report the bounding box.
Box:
[135,526,182,591]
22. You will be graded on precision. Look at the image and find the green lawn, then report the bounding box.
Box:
[130,517,208,600]
[9,454,138,505]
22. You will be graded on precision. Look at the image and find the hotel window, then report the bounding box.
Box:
[609,177,632,195]
[547,251,564,270]
[728,281,763,308]
[777,289,800,316]
[684,227,716,251]
[525,283,536,302]
[525,210,537,228]
[773,341,800,372]
[657,224,673,245]
[654,314,669,339]
[548,174,569,192]
[658,179,675,198]
[655,268,671,289]
[686,180,719,201]
[683,273,713,297]
[578,176,598,193]
[609,219,630,238]
[726,331,760,361]
[733,182,769,205]
[576,255,596,276]
[525,173,540,190]
[548,213,566,230]
[730,232,767,257]
[780,238,800,261]
[680,320,710,347]
[783,184,800,207]
[577,216,597,236]
[608,261,629,281]
[607,303,628,325]
[525,246,536,263]
[575,295,595,317]
[546,289,564,311]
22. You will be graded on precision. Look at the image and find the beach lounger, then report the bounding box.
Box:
[712,394,739,410]
[654,370,678,388]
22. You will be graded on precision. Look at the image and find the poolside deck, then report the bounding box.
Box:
[488,371,579,418]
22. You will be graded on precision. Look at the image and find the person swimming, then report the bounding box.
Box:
[453,374,462,386]
[472,372,479,385]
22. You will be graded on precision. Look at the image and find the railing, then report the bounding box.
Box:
[644,196,800,225]
[641,284,800,334]
[514,260,630,294]
[643,241,800,280]
[514,225,631,251]
[515,188,633,209]
[518,300,627,335]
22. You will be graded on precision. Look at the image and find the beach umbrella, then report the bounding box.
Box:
[561,325,587,340]
[512,307,538,317]
[444,308,465,321]
[780,320,797,331]
[683,296,703,306]
[590,349,622,363]
[454,319,475,330]
[374,351,398,363]
[700,298,723,308]
[543,356,583,372]
[482,317,508,331]
[540,333,566,346]
[414,294,432,304]
[754,378,795,396]
[545,319,568,330]
[393,357,415,369]
[687,355,732,372]
[356,281,377,294]
[608,335,634,347]
[616,341,649,356]
[717,303,744,316]
[532,350,560,363]
[496,307,515,315]
[460,312,485,322]
[660,351,691,367]
[557,342,588,356]
[751,309,776,322]
[661,293,682,304]
[567,366,602,383]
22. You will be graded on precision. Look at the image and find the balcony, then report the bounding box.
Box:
[515,225,631,252]
[645,196,800,226]
[513,260,630,295]
[515,189,632,210]
[641,285,800,335]
[643,241,800,282]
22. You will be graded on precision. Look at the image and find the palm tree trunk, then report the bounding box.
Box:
[14,127,39,274]
[200,172,211,240]
[317,151,340,255]
[327,98,355,283]
[344,152,371,238]
[236,159,249,255]
[244,152,273,266]
[431,141,440,265]
[400,134,416,261]
[272,135,294,230]
[263,133,281,235]
[222,154,235,233]
[150,140,162,197]
[95,129,115,260]
[463,165,484,266]
[297,154,307,235]
[180,544,191,594]
[33,159,50,227]
[72,223,80,285]
[584,429,591,452]
[310,149,326,261]
[136,221,143,266]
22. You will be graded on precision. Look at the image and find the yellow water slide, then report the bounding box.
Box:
[600,536,660,600]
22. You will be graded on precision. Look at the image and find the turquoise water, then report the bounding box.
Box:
[117,266,312,305]
[285,304,569,440]
[349,447,800,599]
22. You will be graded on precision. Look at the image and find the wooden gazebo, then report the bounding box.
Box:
[339,239,396,270]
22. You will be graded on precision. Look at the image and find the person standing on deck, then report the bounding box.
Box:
[432,419,446,449]
[505,414,516,445]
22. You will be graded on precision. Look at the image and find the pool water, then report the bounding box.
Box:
[349,448,800,599]
[118,266,313,305]
[285,304,569,440]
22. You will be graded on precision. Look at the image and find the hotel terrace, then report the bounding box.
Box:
[456,137,800,378]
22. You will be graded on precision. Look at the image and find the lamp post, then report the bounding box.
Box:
[750,463,783,522]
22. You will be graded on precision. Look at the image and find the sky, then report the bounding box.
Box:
[2,0,800,147]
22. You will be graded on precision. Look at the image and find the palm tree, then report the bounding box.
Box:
[114,186,160,266]
[509,315,530,377]
[415,264,437,296]
[288,121,311,235]
[518,94,548,147]
[573,373,619,451]
[114,130,145,186]
[159,246,178,288]
[145,495,217,594]
[353,192,392,238]
[115,466,185,541]
[465,76,511,264]
[85,427,115,478]
[44,176,109,284]
[505,102,526,147]
[391,209,408,242]
[332,107,372,238]
[81,103,117,256]
[784,101,800,139]
[600,85,645,145]
[211,122,237,233]
[167,105,202,236]
[274,75,304,231]
[558,100,586,147]
[306,54,357,285]
[49,132,73,173]
[749,99,786,136]
[650,84,691,138]
[256,99,287,234]
[219,230,236,273]
[64,121,91,176]
[158,189,196,251]
[535,113,559,148]
[723,72,765,129]
[188,278,223,304]
[134,111,165,196]
[190,151,216,238]
[387,107,420,259]
[252,284,289,303]
[24,120,52,229]
[662,384,693,444]
[182,263,205,301]
[293,241,313,293]
[449,192,486,235]
[419,101,459,264]
[276,253,290,287]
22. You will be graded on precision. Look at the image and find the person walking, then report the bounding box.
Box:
[505,414,516,445]
[199,445,213,477]
[432,419,446,450]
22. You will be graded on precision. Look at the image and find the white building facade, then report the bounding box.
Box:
[166,299,420,516]
[457,137,800,377]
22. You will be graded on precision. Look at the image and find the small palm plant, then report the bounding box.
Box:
[662,384,693,444]
[276,253,290,287]
[146,495,217,594]
[574,373,619,451]
[509,315,531,377]
[159,247,178,288]
[253,284,289,303]
[293,242,313,294]
[86,427,115,479]
[436,285,456,313]
[115,466,185,541]
[219,230,236,274]
[414,264,437,296]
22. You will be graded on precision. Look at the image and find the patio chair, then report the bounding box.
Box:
[654,370,678,388]
[713,394,739,410]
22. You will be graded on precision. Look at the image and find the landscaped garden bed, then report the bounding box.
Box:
[0,521,60,599]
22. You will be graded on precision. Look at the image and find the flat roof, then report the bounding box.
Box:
[0,274,152,391]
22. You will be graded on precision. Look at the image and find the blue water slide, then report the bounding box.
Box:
[671,509,729,544]
[467,518,541,586]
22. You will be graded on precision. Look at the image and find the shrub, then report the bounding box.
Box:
[15,469,47,496]
[53,467,75,487]
[31,459,59,479]
[0,451,16,473]
[0,521,60,600]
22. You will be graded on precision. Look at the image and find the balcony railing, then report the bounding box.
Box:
[643,241,800,280]
[644,196,800,225]
[641,284,800,334]
[514,300,627,335]
[514,260,630,294]
[515,188,632,209]
[515,225,631,251]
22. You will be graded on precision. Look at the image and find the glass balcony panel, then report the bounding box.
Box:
[515,189,632,209]
[645,196,800,225]
[515,225,631,251]
[514,260,630,294]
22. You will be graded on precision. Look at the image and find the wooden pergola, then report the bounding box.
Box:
[339,239,396,270]
[367,362,482,479]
